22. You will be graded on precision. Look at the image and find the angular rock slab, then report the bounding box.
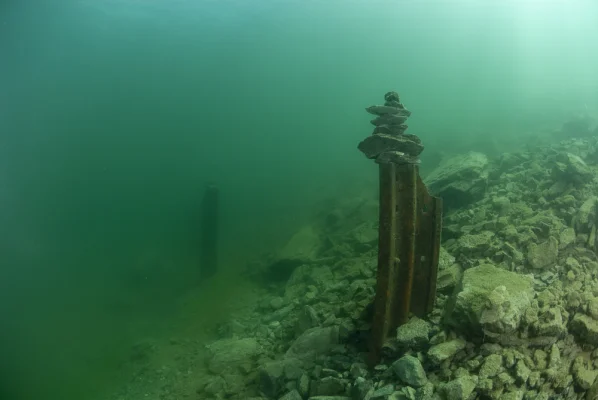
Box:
[445,263,535,337]
[366,105,412,116]
[358,134,423,159]
[373,124,408,136]
[424,151,489,209]
[370,114,409,126]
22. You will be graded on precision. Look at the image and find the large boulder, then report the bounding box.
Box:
[424,152,489,210]
[285,326,340,362]
[445,264,535,338]
[260,225,325,283]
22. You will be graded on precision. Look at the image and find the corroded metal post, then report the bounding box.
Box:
[357,92,443,366]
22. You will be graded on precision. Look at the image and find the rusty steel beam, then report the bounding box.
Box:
[369,163,397,366]
[368,163,442,366]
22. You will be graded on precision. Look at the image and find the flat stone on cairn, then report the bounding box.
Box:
[357,91,423,165]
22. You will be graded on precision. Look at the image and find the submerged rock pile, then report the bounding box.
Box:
[114,135,598,400]
[197,136,598,400]
[357,92,423,165]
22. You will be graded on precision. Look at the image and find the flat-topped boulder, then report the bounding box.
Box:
[424,151,489,209]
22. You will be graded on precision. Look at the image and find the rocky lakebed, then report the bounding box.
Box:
[113,134,598,400]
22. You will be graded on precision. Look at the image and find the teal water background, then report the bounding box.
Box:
[1,1,598,398]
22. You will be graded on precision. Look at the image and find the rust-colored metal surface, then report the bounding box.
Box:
[369,163,397,366]
[368,163,443,366]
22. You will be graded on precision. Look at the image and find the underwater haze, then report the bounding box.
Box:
[1,0,598,399]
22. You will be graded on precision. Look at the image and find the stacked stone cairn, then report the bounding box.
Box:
[357,91,424,164]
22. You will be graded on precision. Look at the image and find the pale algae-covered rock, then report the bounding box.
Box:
[559,227,576,249]
[527,236,559,269]
[446,264,535,336]
[285,326,339,361]
[278,389,303,400]
[456,231,495,253]
[575,196,598,233]
[206,337,261,374]
[427,339,466,365]
[553,152,594,184]
[438,246,456,269]
[392,355,427,387]
[259,358,304,398]
[572,356,598,390]
[424,151,489,209]
[436,263,462,294]
[310,376,346,396]
[441,375,477,400]
[479,354,503,378]
[396,317,432,349]
[570,314,598,345]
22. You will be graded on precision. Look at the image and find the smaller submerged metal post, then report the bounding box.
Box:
[357,92,443,366]
[200,183,219,281]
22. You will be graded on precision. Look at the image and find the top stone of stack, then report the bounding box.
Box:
[357,91,424,165]
[366,91,411,136]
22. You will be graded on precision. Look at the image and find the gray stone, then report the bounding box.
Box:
[206,337,260,374]
[270,296,285,310]
[373,124,408,136]
[308,397,351,400]
[456,231,494,254]
[351,377,372,400]
[310,377,346,396]
[441,375,477,400]
[427,339,466,365]
[388,387,417,400]
[415,382,434,400]
[392,355,427,387]
[527,236,559,269]
[370,113,409,126]
[296,305,321,336]
[259,360,286,398]
[396,317,432,349]
[492,196,511,216]
[479,354,502,378]
[222,373,246,395]
[438,247,456,269]
[436,263,462,294]
[279,389,303,400]
[286,326,339,361]
[571,314,598,345]
[203,375,227,396]
[553,152,594,184]
[446,263,535,336]
[298,373,310,398]
[575,196,597,233]
[501,391,524,400]
[515,360,531,384]
[559,227,576,249]
[358,134,423,159]
[284,358,305,380]
[371,384,395,398]
[572,357,598,390]
[534,307,567,337]
[349,363,368,379]
[424,152,489,209]
[366,105,411,116]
